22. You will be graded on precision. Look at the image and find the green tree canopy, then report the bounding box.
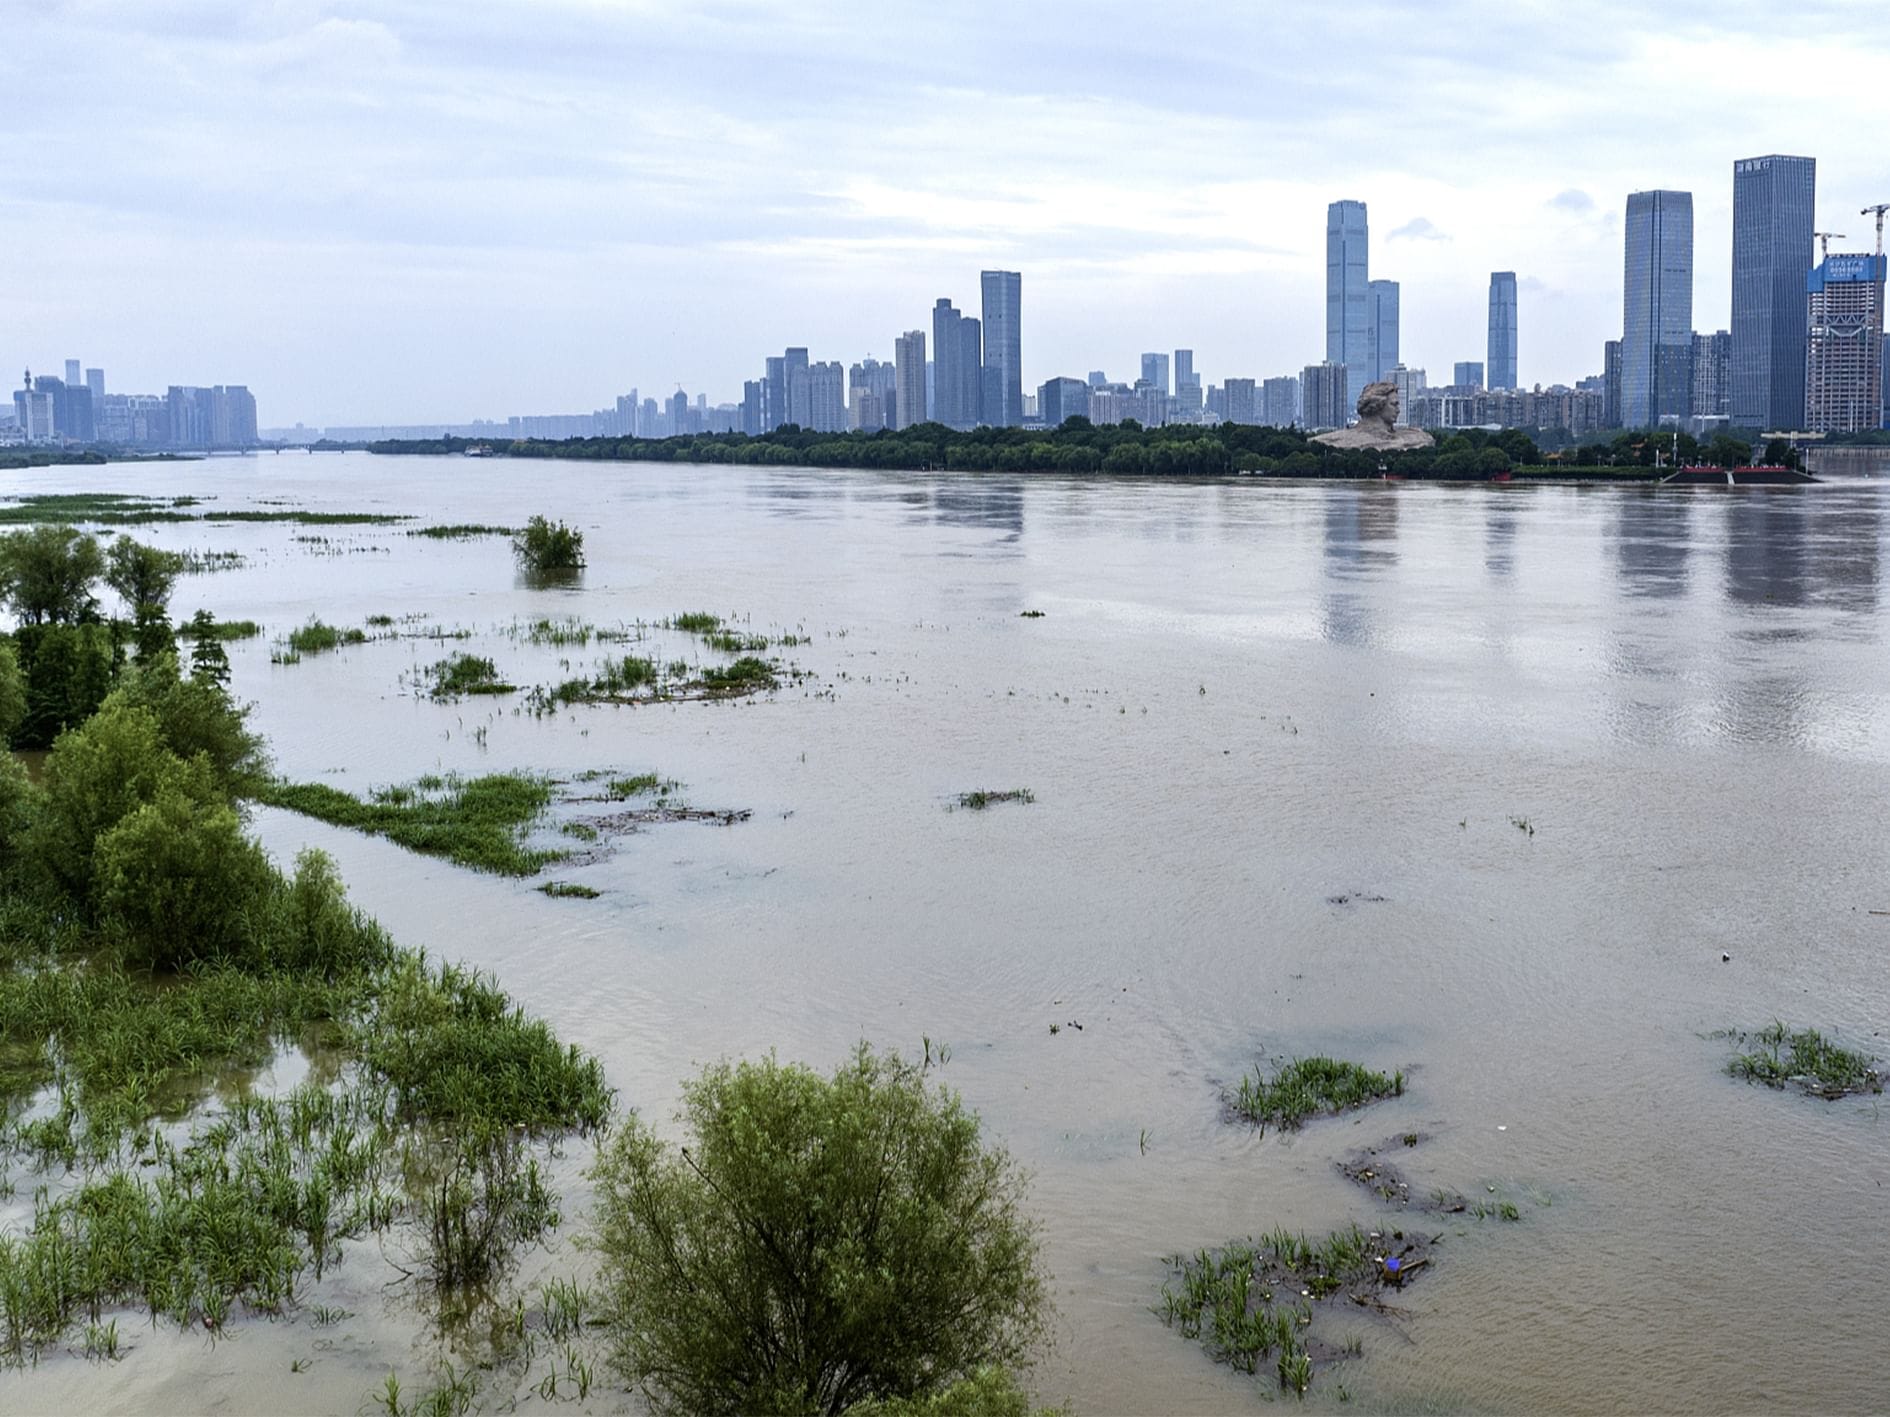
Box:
[593,1045,1046,1416]
[103,537,186,614]
[0,524,105,625]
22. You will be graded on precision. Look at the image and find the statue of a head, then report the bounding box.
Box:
[1356,381,1399,432]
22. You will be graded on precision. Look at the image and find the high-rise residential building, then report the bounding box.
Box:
[1326,200,1371,408]
[1174,349,1201,411]
[848,357,897,431]
[1368,280,1399,385]
[1690,330,1732,417]
[1805,251,1886,434]
[1488,272,1519,390]
[1301,362,1350,429]
[85,368,104,401]
[1389,365,1426,424]
[805,361,846,433]
[763,356,786,431]
[12,374,55,442]
[1262,376,1300,428]
[783,347,810,428]
[1039,376,1089,427]
[667,389,692,436]
[932,299,981,429]
[1453,361,1484,390]
[1222,377,1257,425]
[740,381,764,435]
[1603,340,1623,428]
[1622,189,1695,428]
[980,270,1023,427]
[959,317,983,427]
[894,331,927,429]
[1140,352,1170,396]
[1730,154,1816,431]
[64,359,80,388]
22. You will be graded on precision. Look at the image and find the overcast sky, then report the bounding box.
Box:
[8,0,1888,426]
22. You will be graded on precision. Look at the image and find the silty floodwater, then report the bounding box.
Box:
[4,449,1889,1414]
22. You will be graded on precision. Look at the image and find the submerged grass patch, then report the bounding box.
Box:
[425,653,516,700]
[176,615,262,641]
[408,524,516,539]
[954,788,1035,811]
[1158,1224,1426,1398]
[286,619,369,655]
[1723,1022,1881,1099]
[537,881,601,900]
[1231,1057,1405,1132]
[259,773,562,876]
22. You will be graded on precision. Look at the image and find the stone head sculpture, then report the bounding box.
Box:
[1356,380,1399,434]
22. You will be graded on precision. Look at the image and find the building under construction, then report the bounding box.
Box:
[1805,251,1886,433]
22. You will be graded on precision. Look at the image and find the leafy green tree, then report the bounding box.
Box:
[262,848,392,975]
[0,639,25,746]
[93,784,275,970]
[1705,433,1754,469]
[0,524,105,625]
[11,621,119,749]
[104,537,185,616]
[185,610,233,685]
[104,655,268,799]
[593,1045,1045,1417]
[28,703,220,908]
[513,516,585,573]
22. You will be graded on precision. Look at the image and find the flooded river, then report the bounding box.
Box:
[6,450,1890,1414]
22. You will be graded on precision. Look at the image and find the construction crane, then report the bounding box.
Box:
[1814,231,1845,261]
[1862,204,1890,255]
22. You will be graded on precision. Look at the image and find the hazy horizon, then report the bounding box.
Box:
[8,0,1887,426]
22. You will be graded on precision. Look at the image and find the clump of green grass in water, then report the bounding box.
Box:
[286,619,368,656]
[1158,1224,1407,1396]
[259,773,563,876]
[670,612,722,634]
[176,614,262,641]
[704,630,768,653]
[604,773,678,799]
[699,656,778,693]
[955,788,1035,811]
[1230,1057,1405,1132]
[408,524,516,539]
[1725,1022,1882,1099]
[426,653,516,701]
[538,881,600,900]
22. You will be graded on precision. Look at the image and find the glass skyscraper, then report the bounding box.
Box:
[1487,272,1518,390]
[1368,280,1399,386]
[1326,200,1371,411]
[1621,190,1694,429]
[979,270,1023,427]
[1730,154,1815,431]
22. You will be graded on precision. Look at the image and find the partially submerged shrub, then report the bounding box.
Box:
[593,1044,1045,1416]
[513,516,585,573]
[286,619,366,655]
[93,787,276,970]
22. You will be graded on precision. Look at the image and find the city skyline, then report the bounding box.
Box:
[6,3,1889,425]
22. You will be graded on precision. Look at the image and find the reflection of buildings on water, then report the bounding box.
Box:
[1483,497,1518,580]
[1319,486,1400,646]
[1613,490,1694,599]
[1321,486,1399,576]
[1723,492,1812,608]
[930,479,1024,538]
[1721,487,1880,611]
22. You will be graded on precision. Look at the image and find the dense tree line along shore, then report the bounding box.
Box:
[365,420,1805,480]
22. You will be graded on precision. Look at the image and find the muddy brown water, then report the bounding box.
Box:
[5,449,1890,1414]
